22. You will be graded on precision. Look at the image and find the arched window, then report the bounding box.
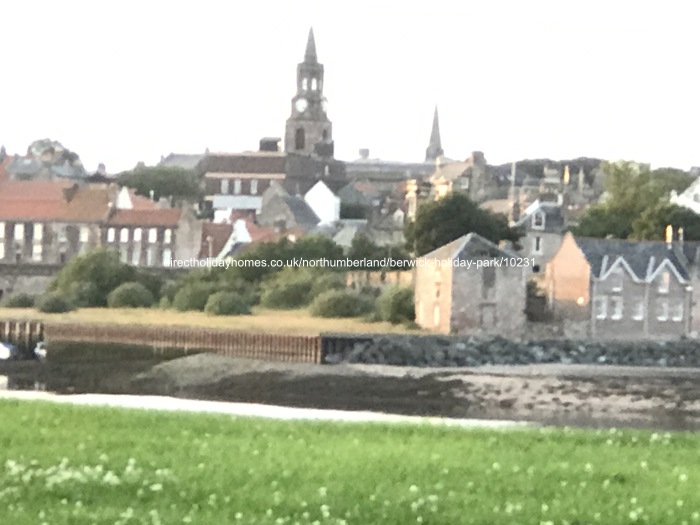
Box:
[311,78,317,90]
[302,78,308,90]
[295,128,305,150]
[322,129,328,141]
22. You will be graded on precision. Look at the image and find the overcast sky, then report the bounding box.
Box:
[1,0,698,173]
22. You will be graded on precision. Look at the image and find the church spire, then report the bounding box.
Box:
[425,106,444,162]
[304,27,317,63]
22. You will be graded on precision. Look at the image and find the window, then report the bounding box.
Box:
[120,228,129,243]
[79,226,89,243]
[221,179,229,194]
[146,247,155,267]
[164,229,172,244]
[119,245,128,263]
[533,236,542,255]
[433,305,440,327]
[162,248,172,267]
[610,297,623,320]
[633,301,644,321]
[594,296,607,319]
[0,242,4,260]
[250,179,258,195]
[658,271,670,294]
[148,228,157,243]
[233,180,242,195]
[302,77,308,90]
[14,223,24,241]
[131,247,140,266]
[32,244,42,262]
[107,228,115,243]
[34,224,43,241]
[295,128,305,151]
[133,228,142,243]
[311,78,317,90]
[672,302,684,322]
[609,267,623,292]
[57,225,67,243]
[532,211,545,229]
[0,222,4,239]
[657,300,669,321]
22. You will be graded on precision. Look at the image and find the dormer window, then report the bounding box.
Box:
[609,267,623,292]
[532,211,545,229]
[658,271,670,294]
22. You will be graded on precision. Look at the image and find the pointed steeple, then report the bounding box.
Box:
[425,106,444,162]
[304,27,317,63]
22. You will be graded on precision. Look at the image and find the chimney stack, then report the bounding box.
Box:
[665,224,673,248]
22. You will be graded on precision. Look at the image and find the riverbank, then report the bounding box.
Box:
[0,399,698,525]
[2,355,699,431]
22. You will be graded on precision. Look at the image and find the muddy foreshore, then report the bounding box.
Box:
[1,356,699,431]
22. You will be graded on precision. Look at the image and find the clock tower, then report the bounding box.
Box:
[284,28,333,157]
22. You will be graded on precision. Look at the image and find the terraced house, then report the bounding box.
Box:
[545,232,700,339]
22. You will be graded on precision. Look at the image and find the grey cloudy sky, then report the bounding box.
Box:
[1,0,698,172]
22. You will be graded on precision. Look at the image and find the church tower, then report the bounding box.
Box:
[284,28,333,157]
[425,106,444,162]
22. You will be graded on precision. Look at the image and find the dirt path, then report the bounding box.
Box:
[2,356,699,431]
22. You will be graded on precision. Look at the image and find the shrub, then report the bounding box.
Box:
[66,281,102,308]
[259,268,316,309]
[4,293,35,308]
[377,286,415,324]
[172,282,219,311]
[36,293,76,313]
[107,282,155,308]
[133,270,165,301]
[309,290,375,318]
[310,272,346,298]
[204,291,252,316]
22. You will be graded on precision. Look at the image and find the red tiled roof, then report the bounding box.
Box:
[107,209,181,227]
[129,191,159,210]
[0,180,98,221]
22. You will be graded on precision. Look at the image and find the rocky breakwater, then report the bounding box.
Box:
[326,335,700,368]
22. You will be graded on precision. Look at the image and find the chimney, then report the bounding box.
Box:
[149,190,155,201]
[62,183,79,203]
[665,224,673,248]
[157,197,170,209]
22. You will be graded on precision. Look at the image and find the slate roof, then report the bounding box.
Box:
[283,195,320,226]
[574,236,700,281]
[421,233,516,261]
[199,152,287,175]
[7,157,43,176]
[516,200,565,233]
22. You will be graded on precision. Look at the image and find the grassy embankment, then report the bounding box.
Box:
[0,307,418,336]
[0,400,698,524]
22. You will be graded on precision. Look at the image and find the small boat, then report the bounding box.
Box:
[0,342,18,360]
[34,342,47,360]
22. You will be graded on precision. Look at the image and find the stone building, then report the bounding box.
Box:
[414,233,527,336]
[514,199,565,276]
[545,231,699,339]
[284,28,333,157]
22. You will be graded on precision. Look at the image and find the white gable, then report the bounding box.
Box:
[304,181,340,225]
[116,187,133,209]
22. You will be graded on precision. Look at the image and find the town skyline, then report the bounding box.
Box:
[1,0,698,173]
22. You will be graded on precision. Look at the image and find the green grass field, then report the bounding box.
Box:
[0,307,418,336]
[0,401,697,524]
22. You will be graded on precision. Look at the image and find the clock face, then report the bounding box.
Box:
[295,98,308,112]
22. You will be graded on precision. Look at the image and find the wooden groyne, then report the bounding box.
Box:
[0,320,44,352]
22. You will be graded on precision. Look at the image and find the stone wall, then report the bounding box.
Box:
[324,333,700,368]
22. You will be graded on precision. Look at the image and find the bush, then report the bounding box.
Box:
[4,293,35,308]
[309,290,375,318]
[172,282,219,312]
[204,291,252,316]
[107,282,155,308]
[36,293,76,313]
[259,268,316,309]
[133,270,165,301]
[66,281,102,308]
[310,272,346,298]
[377,286,415,324]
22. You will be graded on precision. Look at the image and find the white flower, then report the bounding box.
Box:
[679,473,688,482]
[318,486,328,497]
[409,485,419,493]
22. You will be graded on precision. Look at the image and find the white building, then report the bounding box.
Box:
[304,181,340,225]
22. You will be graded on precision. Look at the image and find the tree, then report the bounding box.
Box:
[631,203,700,241]
[49,248,137,307]
[574,161,695,239]
[404,192,521,256]
[117,165,201,202]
